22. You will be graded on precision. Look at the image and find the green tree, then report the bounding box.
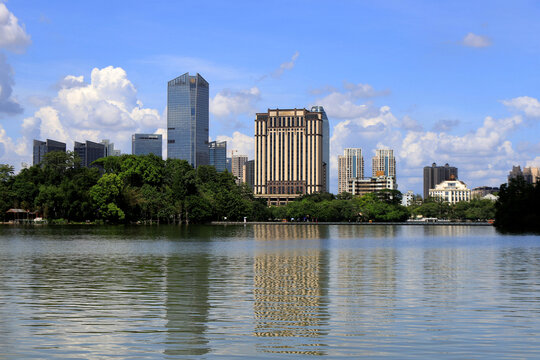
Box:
[495,177,540,233]
[89,173,125,222]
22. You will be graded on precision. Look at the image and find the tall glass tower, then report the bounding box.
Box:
[167,73,209,167]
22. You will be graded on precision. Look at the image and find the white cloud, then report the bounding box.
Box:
[432,119,460,132]
[0,52,22,114]
[526,156,540,168]
[462,32,491,48]
[502,96,540,118]
[0,3,31,53]
[321,83,531,192]
[272,51,299,78]
[210,87,260,118]
[402,115,423,131]
[314,81,390,119]
[55,75,86,90]
[342,81,390,98]
[11,66,162,160]
[216,131,254,159]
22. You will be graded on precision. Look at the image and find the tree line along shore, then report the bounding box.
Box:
[0,152,538,233]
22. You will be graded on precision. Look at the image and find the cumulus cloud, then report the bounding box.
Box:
[314,81,389,119]
[462,32,491,48]
[13,66,162,159]
[526,156,540,167]
[329,105,402,173]
[402,115,423,131]
[502,96,540,118]
[432,119,460,132]
[0,3,31,53]
[272,51,299,78]
[0,53,22,114]
[342,81,390,98]
[321,83,531,192]
[216,131,254,159]
[210,87,260,118]
[55,75,86,90]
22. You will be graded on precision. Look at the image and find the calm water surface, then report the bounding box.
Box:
[0,224,539,359]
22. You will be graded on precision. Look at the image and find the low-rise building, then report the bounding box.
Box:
[402,190,414,207]
[429,180,471,204]
[472,186,499,198]
[346,176,397,196]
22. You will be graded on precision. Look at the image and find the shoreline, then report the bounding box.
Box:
[0,221,493,226]
[211,221,493,226]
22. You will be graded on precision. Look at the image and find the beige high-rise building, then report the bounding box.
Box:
[254,108,328,206]
[338,148,364,194]
[372,149,396,178]
[231,154,248,184]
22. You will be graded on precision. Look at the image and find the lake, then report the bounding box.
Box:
[0,224,539,359]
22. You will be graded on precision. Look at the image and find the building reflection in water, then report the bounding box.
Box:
[253,224,329,241]
[252,225,329,355]
[333,224,398,239]
[333,247,397,335]
[164,254,211,356]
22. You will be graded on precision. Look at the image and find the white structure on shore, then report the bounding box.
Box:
[429,180,471,204]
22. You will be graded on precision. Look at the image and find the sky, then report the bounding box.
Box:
[0,0,539,194]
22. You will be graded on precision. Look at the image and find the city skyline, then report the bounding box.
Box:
[0,1,539,195]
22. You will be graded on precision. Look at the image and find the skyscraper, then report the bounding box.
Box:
[338,148,364,194]
[310,106,330,191]
[372,149,396,178]
[33,139,66,166]
[132,134,162,157]
[208,141,227,172]
[243,159,255,189]
[74,140,105,167]
[423,162,458,199]
[254,108,327,206]
[167,73,209,167]
[232,154,248,184]
[101,139,121,157]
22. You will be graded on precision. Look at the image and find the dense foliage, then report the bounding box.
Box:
[270,190,410,222]
[0,153,503,224]
[495,177,540,233]
[0,153,268,223]
[409,197,496,221]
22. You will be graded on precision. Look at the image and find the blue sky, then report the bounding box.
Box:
[0,0,539,194]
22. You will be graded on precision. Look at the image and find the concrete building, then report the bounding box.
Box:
[254,108,327,206]
[423,162,458,200]
[232,154,248,184]
[338,148,364,194]
[132,134,162,157]
[310,106,330,191]
[508,165,522,182]
[472,186,499,198]
[508,165,540,184]
[33,139,66,166]
[242,159,255,189]
[101,139,121,157]
[402,190,414,207]
[74,140,105,167]
[167,73,209,167]
[208,141,227,172]
[372,149,395,178]
[346,175,397,196]
[523,167,540,184]
[429,180,471,204]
